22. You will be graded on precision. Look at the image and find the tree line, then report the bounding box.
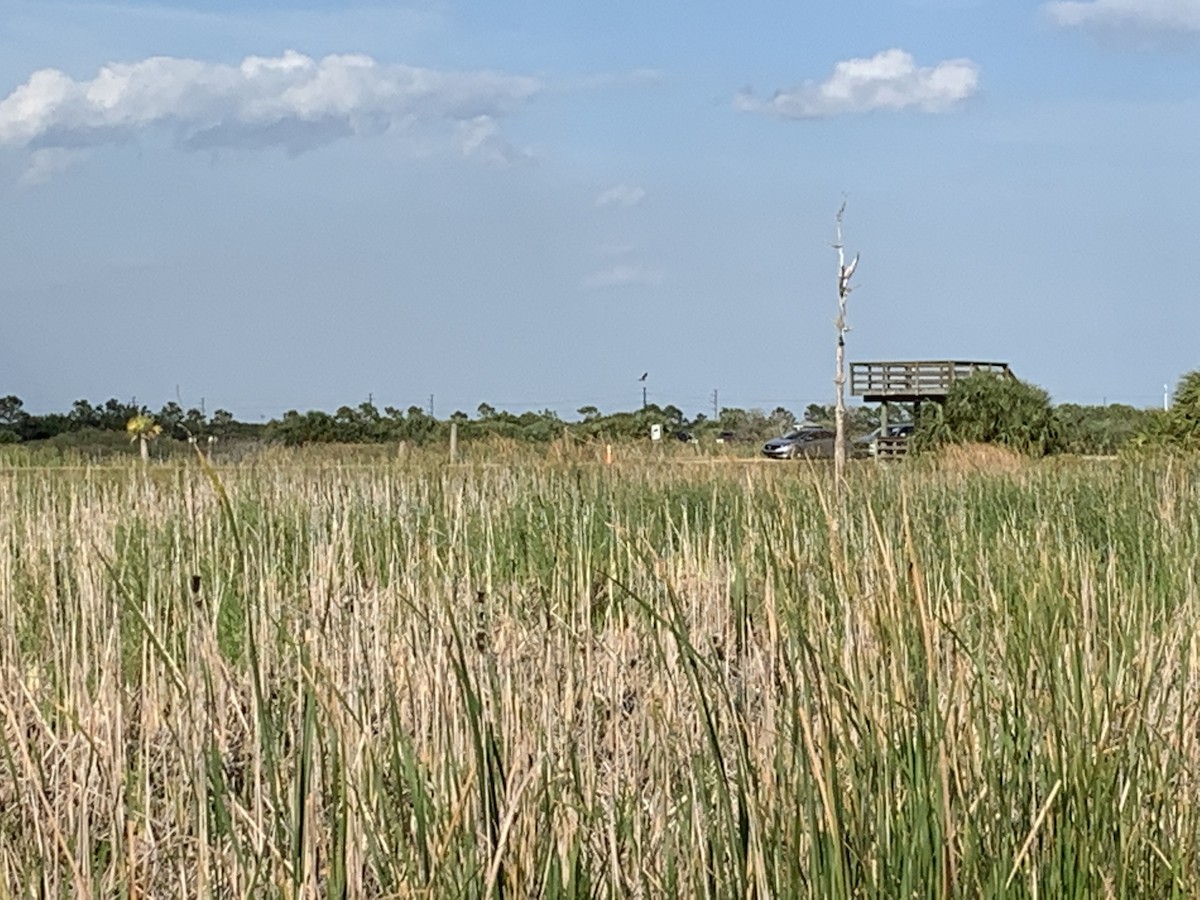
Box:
[913,370,1200,456]
[1,374,1197,456]
[0,396,248,447]
[0,395,876,451]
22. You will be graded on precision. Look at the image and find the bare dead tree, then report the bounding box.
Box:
[833,202,859,484]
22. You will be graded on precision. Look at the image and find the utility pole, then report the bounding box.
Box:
[711,389,719,421]
[833,202,860,485]
[428,394,435,418]
[642,385,647,410]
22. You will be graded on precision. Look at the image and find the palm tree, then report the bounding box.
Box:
[126,415,162,463]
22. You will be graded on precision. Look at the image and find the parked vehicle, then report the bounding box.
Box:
[762,427,837,460]
[853,423,915,458]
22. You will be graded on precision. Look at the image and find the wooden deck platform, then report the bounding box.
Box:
[850,360,1013,403]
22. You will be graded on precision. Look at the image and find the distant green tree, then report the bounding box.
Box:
[661,405,685,428]
[329,403,386,442]
[98,398,143,431]
[403,406,438,443]
[717,408,778,442]
[69,399,99,429]
[0,395,26,429]
[802,403,877,432]
[158,402,185,437]
[1161,370,1200,448]
[183,407,208,437]
[804,403,831,425]
[269,410,307,445]
[769,406,797,434]
[1056,403,1159,455]
[23,413,74,441]
[210,409,236,437]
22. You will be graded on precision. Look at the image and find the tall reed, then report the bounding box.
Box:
[1,452,1197,896]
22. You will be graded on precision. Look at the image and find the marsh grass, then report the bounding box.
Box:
[2,452,1199,897]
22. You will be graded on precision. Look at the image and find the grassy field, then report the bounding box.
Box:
[1,444,1198,897]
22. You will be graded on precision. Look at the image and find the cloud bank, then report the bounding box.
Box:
[735,49,980,119]
[1043,0,1200,32]
[0,50,540,164]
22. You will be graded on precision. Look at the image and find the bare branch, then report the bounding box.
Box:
[841,253,859,284]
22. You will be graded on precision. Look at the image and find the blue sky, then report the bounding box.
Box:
[2,0,1198,420]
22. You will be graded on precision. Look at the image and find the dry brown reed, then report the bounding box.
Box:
[1,453,1198,897]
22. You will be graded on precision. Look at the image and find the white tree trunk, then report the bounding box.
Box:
[139,435,149,463]
[833,204,857,485]
[835,328,846,479]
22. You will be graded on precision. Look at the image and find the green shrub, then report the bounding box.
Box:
[913,371,1059,456]
[1130,371,1200,451]
[1056,403,1161,455]
[1168,370,1200,446]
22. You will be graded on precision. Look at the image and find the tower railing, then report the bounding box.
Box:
[850,360,1012,402]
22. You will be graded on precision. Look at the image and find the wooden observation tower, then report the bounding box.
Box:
[850,360,1015,457]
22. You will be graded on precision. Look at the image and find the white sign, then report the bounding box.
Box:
[650,424,662,441]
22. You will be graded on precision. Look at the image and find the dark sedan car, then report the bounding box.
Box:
[852,423,915,458]
[762,427,837,460]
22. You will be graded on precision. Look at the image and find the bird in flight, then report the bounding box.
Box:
[639,372,648,381]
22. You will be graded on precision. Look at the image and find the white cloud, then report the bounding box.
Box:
[454,114,534,165]
[1043,0,1200,32]
[595,184,646,208]
[582,264,664,289]
[735,49,980,119]
[18,147,86,186]
[0,50,540,167]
